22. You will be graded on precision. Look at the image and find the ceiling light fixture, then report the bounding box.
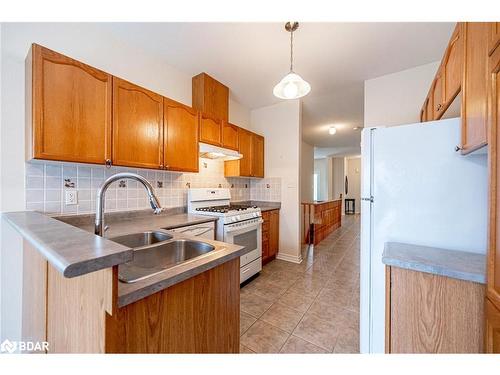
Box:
[329,127,337,135]
[273,22,311,100]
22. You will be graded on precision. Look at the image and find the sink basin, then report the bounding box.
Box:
[118,239,216,283]
[110,231,172,248]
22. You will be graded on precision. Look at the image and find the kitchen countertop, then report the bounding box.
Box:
[233,200,281,212]
[2,209,248,307]
[301,199,342,205]
[56,208,219,238]
[382,242,486,284]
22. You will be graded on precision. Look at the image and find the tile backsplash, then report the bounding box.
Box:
[25,159,281,215]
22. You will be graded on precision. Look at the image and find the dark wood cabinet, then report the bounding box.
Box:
[164,99,199,172]
[262,209,279,265]
[26,44,112,165]
[112,77,164,169]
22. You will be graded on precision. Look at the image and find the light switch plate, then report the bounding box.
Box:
[65,190,78,205]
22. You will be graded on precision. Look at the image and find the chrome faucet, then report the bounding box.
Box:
[95,172,162,236]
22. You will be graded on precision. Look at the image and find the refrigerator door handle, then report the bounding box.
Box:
[362,196,374,203]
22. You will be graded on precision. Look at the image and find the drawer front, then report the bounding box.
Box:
[241,247,261,266]
[240,257,262,283]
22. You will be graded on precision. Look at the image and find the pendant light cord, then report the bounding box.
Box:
[290,29,294,72]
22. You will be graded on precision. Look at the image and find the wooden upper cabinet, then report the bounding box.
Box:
[164,99,199,172]
[461,22,489,154]
[425,95,433,121]
[112,78,164,169]
[199,113,222,146]
[224,128,265,178]
[26,44,112,164]
[487,43,500,312]
[237,128,253,176]
[251,133,264,178]
[443,24,462,106]
[222,122,239,151]
[192,73,229,122]
[432,70,444,120]
[489,22,500,56]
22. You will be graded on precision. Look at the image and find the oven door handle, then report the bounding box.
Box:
[225,220,263,234]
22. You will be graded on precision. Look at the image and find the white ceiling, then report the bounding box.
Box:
[98,22,455,153]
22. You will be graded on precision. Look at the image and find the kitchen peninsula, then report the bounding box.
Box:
[2,209,248,353]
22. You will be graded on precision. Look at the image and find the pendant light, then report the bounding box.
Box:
[273,22,311,100]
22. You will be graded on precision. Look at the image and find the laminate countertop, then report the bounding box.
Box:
[233,200,281,212]
[382,242,486,284]
[2,209,248,307]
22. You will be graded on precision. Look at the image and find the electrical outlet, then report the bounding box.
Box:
[65,190,78,205]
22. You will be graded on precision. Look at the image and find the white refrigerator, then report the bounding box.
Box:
[359,117,488,353]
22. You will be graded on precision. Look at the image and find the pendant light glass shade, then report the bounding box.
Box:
[273,72,311,99]
[273,22,311,100]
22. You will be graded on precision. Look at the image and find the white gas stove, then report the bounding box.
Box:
[187,188,263,283]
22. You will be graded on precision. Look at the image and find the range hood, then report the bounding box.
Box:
[199,143,242,161]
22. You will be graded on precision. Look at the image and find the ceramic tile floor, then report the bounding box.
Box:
[239,214,360,354]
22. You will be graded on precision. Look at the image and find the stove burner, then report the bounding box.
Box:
[195,204,258,213]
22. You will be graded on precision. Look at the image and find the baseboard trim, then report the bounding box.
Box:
[276,252,303,264]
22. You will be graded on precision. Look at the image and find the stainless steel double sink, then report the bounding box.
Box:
[110,230,216,283]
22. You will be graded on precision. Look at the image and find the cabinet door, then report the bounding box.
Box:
[199,113,222,146]
[488,44,500,308]
[426,95,434,121]
[489,22,500,56]
[28,44,112,164]
[461,22,489,154]
[238,128,253,177]
[164,99,199,172]
[432,69,445,119]
[222,122,239,151]
[420,99,428,122]
[269,210,280,257]
[251,134,264,178]
[112,78,163,169]
[485,299,500,353]
[443,24,462,105]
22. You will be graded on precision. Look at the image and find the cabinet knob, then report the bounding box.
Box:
[105,159,112,168]
[436,103,442,111]
[455,145,462,152]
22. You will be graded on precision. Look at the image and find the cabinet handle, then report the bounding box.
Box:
[105,159,112,168]
[436,103,442,111]
[455,145,462,152]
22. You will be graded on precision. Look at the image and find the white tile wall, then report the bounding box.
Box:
[249,177,281,202]
[25,159,253,215]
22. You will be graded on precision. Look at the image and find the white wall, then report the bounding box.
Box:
[300,141,314,244]
[251,100,302,263]
[345,157,361,214]
[0,23,251,342]
[313,158,328,201]
[331,157,345,212]
[364,61,440,127]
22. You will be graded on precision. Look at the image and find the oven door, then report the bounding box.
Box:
[224,220,262,268]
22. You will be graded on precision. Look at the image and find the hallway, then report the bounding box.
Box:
[240,214,360,353]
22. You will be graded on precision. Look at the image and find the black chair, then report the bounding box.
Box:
[345,199,355,215]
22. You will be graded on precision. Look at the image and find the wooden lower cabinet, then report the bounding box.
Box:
[386,266,485,353]
[261,209,279,265]
[23,236,240,353]
[485,298,500,353]
[106,258,240,353]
